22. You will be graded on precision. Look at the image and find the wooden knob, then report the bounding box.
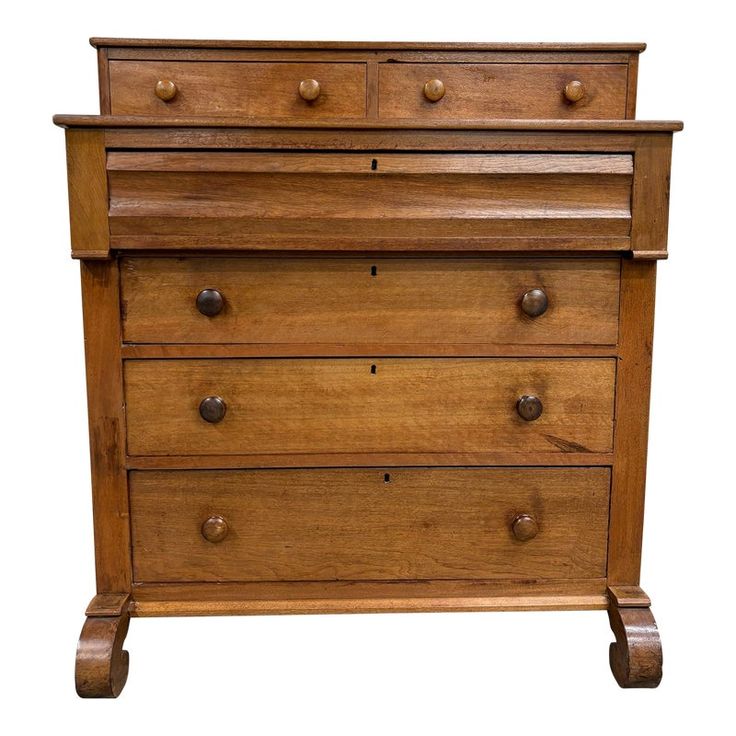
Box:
[199,396,227,423]
[517,395,543,421]
[511,514,539,541]
[154,79,177,101]
[423,79,445,102]
[201,515,229,543]
[196,288,224,317]
[564,80,586,103]
[298,79,321,101]
[521,288,549,317]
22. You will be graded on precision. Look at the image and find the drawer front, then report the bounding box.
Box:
[109,61,366,117]
[124,358,615,456]
[130,467,611,583]
[121,257,620,346]
[107,152,633,250]
[378,63,628,119]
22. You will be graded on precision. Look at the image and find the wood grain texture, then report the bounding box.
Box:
[75,602,131,698]
[608,603,662,688]
[120,343,619,360]
[85,593,130,617]
[80,261,131,592]
[54,114,683,130]
[64,130,109,258]
[108,152,632,249]
[607,585,651,608]
[120,257,621,346]
[379,64,627,119]
[124,358,616,456]
[109,61,367,117]
[90,38,647,51]
[130,579,609,616]
[631,133,674,258]
[608,259,656,585]
[97,48,111,114]
[125,451,614,470]
[107,151,633,174]
[129,467,610,582]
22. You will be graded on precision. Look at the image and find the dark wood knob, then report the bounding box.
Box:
[298,79,321,101]
[521,288,549,317]
[517,395,543,421]
[511,514,539,541]
[201,515,229,543]
[423,79,445,102]
[196,288,224,317]
[199,396,227,423]
[154,79,177,101]
[564,80,586,103]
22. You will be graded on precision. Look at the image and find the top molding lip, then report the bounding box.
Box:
[89,38,647,52]
[52,115,683,131]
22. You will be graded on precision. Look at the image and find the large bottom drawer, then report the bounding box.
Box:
[130,467,610,583]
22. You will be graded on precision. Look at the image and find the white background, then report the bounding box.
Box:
[1,0,733,732]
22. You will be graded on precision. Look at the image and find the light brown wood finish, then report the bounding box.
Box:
[630,133,674,258]
[57,39,679,694]
[107,152,632,249]
[107,151,633,174]
[124,358,616,457]
[75,594,131,698]
[379,64,627,119]
[120,257,621,346]
[64,130,108,258]
[109,61,367,117]
[608,259,657,585]
[91,38,648,51]
[76,614,130,698]
[608,603,663,688]
[130,579,609,616]
[120,343,619,359]
[130,467,610,583]
[126,451,614,470]
[54,114,682,130]
[80,261,131,592]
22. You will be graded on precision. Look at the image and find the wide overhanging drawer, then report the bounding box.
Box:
[107,152,633,251]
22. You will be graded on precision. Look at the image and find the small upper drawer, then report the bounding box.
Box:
[378,63,628,119]
[108,61,367,117]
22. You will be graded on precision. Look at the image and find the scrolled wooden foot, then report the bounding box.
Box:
[608,603,663,688]
[75,594,131,698]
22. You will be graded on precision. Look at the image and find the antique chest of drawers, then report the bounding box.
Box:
[55,39,681,696]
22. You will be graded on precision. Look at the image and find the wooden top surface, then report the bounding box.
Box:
[89,38,647,52]
[53,115,683,131]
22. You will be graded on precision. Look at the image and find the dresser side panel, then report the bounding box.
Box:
[80,260,132,593]
[608,259,657,584]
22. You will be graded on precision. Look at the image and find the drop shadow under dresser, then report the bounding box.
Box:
[54,38,681,696]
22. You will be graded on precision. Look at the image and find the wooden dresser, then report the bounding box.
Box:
[55,39,681,697]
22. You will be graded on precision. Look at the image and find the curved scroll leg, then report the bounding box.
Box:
[608,601,663,688]
[75,594,131,698]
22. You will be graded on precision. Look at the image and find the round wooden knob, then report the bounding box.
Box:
[521,288,549,317]
[563,80,586,103]
[298,79,321,101]
[154,79,178,101]
[511,514,539,541]
[517,395,543,421]
[201,515,229,543]
[196,288,224,317]
[199,396,227,423]
[423,79,445,102]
